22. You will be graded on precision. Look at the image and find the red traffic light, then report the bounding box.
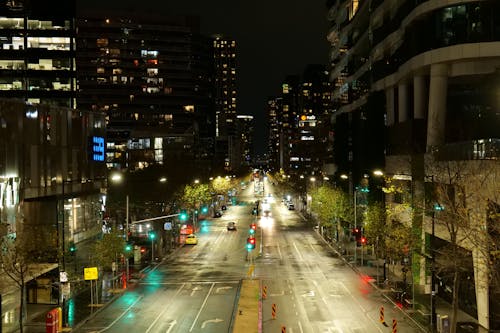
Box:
[140,247,146,253]
[246,237,256,250]
[250,223,257,230]
[360,237,366,244]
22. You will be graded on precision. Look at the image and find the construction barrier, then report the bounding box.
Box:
[281,325,286,333]
[392,318,397,333]
[272,303,277,319]
[379,306,384,323]
[262,285,267,299]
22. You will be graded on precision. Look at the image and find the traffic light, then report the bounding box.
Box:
[179,210,188,221]
[69,242,76,255]
[125,243,132,252]
[246,237,256,250]
[201,206,208,214]
[250,223,257,231]
[360,236,367,245]
[149,232,156,240]
[140,246,146,253]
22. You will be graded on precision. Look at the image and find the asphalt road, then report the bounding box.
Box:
[73,178,422,333]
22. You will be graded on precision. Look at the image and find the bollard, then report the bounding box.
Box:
[271,303,277,319]
[392,318,397,333]
[262,285,267,299]
[379,306,385,323]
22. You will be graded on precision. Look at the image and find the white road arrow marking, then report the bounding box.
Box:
[201,318,223,329]
[191,286,202,296]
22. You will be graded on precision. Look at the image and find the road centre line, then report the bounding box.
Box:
[145,284,185,333]
[189,282,215,332]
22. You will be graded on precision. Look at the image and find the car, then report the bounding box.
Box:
[221,205,227,211]
[288,204,295,210]
[213,211,222,218]
[227,222,237,231]
[185,234,198,245]
[263,210,271,217]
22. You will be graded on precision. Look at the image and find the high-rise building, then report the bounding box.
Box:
[267,97,281,170]
[0,0,77,108]
[212,35,237,172]
[76,13,215,172]
[236,115,254,170]
[327,0,500,329]
[268,66,332,178]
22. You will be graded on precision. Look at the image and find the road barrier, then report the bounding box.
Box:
[380,306,385,323]
[272,303,277,319]
[263,285,267,299]
[281,325,286,333]
[392,318,398,333]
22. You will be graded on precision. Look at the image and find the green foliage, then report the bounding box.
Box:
[93,231,126,270]
[310,185,351,228]
[180,183,212,210]
[211,177,234,195]
[363,203,387,256]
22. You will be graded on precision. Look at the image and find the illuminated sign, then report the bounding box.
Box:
[90,136,105,162]
[301,136,315,141]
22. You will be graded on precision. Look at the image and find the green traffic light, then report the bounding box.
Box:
[149,232,155,239]
[179,210,188,221]
[125,244,132,251]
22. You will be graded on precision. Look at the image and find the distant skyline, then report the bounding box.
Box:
[77,0,331,155]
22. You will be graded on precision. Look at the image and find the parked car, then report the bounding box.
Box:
[288,204,295,210]
[213,211,222,218]
[221,205,227,211]
[227,222,237,231]
[185,234,198,245]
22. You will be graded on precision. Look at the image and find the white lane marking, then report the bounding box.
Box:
[293,241,304,261]
[277,242,283,261]
[189,282,215,332]
[190,286,202,296]
[94,295,144,332]
[298,320,304,333]
[146,284,185,333]
[165,320,177,333]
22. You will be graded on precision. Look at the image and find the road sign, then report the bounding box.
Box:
[84,267,98,280]
[164,222,172,230]
[59,271,68,283]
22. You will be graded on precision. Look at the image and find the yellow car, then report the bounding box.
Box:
[185,234,198,245]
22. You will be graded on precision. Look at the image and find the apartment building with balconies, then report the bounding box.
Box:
[327,0,500,329]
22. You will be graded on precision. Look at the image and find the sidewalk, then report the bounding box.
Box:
[313,227,487,333]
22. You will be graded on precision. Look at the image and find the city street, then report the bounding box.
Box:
[72,181,422,333]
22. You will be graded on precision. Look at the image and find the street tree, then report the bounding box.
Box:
[93,231,126,271]
[0,221,56,333]
[310,184,351,241]
[180,183,212,211]
[211,177,234,196]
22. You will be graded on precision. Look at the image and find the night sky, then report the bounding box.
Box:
[77,0,331,155]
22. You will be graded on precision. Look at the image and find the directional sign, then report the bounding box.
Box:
[164,222,172,230]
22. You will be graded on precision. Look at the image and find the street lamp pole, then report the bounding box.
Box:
[354,189,357,265]
[125,194,129,282]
